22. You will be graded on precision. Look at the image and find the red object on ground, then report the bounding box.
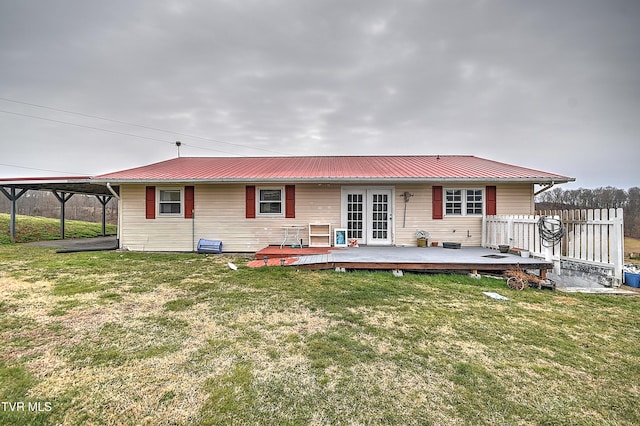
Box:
[247,257,299,268]
[248,245,341,268]
[255,245,337,259]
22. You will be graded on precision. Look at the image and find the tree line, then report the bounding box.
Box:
[535,186,640,238]
[2,186,639,238]
[0,191,118,224]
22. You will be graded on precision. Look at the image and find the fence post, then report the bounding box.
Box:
[482,215,487,247]
[611,208,624,284]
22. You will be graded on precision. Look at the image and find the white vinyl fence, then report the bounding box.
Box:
[483,208,624,281]
[538,208,624,280]
[482,214,561,261]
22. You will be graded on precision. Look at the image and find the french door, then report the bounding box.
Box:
[342,188,393,245]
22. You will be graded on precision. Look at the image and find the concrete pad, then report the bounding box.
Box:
[557,287,638,295]
[24,236,117,250]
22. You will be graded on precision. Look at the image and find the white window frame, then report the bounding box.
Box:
[257,187,284,217]
[158,188,183,217]
[445,189,463,215]
[465,189,484,215]
[444,188,484,216]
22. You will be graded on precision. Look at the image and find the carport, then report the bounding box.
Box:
[0,176,119,243]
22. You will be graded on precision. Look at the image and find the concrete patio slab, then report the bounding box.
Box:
[557,287,638,295]
[24,236,117,251]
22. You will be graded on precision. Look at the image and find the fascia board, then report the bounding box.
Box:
[91,176,575,185]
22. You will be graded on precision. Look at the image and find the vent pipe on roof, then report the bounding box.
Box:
[176,141,182,158]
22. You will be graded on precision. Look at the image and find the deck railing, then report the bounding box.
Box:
[483,209,624,281]
[482,214,561,261]
[537,208,624,280]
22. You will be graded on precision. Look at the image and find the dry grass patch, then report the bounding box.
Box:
[1,247,640,425]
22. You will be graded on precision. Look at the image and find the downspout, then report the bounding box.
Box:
[106,183,120,200]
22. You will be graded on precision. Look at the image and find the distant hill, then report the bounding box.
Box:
[0,213,117,244]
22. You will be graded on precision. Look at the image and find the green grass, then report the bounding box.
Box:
[626,237,640,264]
[1,245,639,425]
[0,213,116,244]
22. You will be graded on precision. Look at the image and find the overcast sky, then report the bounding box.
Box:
[1,0,639,189]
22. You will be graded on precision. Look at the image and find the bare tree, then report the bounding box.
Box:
[537,186,640,238]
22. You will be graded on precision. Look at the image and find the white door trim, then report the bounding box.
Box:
[341,186,395,245]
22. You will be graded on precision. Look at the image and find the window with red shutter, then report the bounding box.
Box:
[145,186,156,219]
[246,186,256,218]
[285,185,295,218]
[486,186,497,215]
[432,186,443,220]
[185,186,194,219]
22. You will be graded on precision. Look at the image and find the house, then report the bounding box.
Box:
[93,155,574,252]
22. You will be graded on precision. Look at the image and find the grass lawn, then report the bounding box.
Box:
[1,245,639,425]
[626,237,640,264]
[0,213,117,244]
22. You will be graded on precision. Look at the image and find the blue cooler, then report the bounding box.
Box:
[624,272,640,288]
[197,239,223,254]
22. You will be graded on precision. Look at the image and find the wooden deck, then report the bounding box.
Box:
[289,246,553,274]
[255,245,338,259]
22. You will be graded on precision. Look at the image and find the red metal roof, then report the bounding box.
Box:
[94,155,574,183]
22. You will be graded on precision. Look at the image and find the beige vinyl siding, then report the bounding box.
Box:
[119,183,342,252]
[393,184,430,246]
[394,183,534,247]
[118,182,535,251]
[393,184,485,247]
[119,185,194,251]
[496,183,535,214]
[194,183,342,252]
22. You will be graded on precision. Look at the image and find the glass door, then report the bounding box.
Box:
[345,191,366,244]
[342,188,393,245]
[368,190,392,245]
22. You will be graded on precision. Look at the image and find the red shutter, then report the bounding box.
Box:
[185,186,194,219]
[432,186,443,220]
[246,185,256,218]
[285,185,295,218]
[145,186,156,219]
[486,185,497,215]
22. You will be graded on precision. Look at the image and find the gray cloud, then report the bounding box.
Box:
[1,0,639,188]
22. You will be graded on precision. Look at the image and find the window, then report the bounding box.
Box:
[346,193,364,239]
[466,189,483,214]
[445,189,483,216]
[258,188,283,215]
[445,189,462,215]
[158,189,182,215]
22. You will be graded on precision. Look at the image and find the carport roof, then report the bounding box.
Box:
[0,176,115,196]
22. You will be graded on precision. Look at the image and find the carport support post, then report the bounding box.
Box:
[95,195,112,236]
[52,191,74,239]
[1,187,28,243]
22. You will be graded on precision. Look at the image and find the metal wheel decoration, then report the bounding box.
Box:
[507,276,527,291]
